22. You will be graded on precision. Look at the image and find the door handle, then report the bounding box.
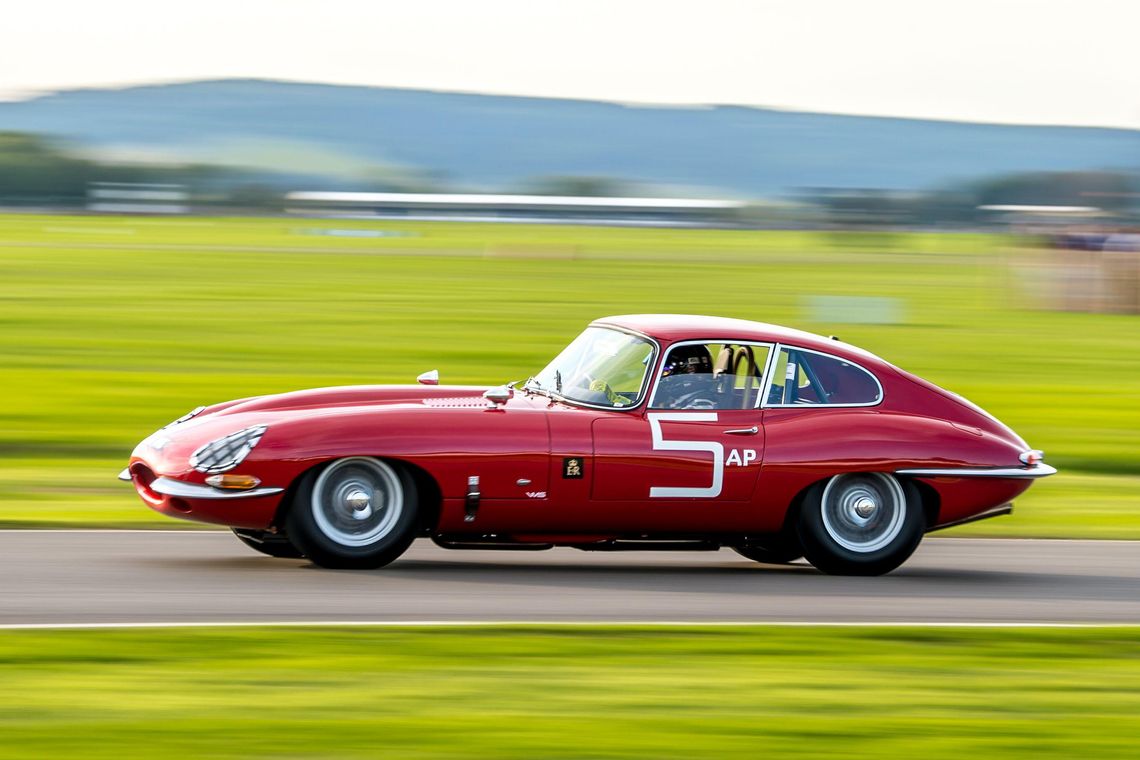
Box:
[724,426,759,435]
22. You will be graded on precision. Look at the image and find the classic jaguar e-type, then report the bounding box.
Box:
[119,315,1054,575]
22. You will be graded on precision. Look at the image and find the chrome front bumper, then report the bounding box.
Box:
[118,468,284,500]
[896,463,1057,479]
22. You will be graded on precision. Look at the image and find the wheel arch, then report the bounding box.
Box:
[271,455,443,534]
[778,471,938,535]
[906,476,940,530]
[777,479,820,536]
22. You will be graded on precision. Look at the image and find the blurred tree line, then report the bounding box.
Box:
[0,130,1135,225]
[972,171,1136,212]
[799,172,1138,228]
[0,133,227,205]
[0,132,449,209]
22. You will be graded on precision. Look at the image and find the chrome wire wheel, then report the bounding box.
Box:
[820,473,906,553]
[310,457,404,547]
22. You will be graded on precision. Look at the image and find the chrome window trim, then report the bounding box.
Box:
[757,342,779,407]
[647,339,776,411]
[760,344,884,409]
[896,464,1057,479]
[540,324,661,412]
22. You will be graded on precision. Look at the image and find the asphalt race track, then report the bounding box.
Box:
[1,531,1137,626]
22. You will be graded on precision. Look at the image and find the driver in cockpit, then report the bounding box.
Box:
[653,345,717,409]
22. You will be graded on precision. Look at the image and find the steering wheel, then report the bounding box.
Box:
[585,376,633,407]
[577,368,604,393]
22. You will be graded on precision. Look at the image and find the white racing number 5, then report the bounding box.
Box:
[647,412,723,498]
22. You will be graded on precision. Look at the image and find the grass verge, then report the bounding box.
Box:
[0,625,1136,758]
[2,215,1137,535]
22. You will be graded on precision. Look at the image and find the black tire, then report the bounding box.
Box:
[733,537,803,565]
[232,528,305,559]
[797,473,924,576]
[286,457,419,570]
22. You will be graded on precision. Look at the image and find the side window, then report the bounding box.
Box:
[651,343,770,410]
[766,348,881,406]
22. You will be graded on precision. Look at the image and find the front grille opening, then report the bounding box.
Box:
[130,464,161,504]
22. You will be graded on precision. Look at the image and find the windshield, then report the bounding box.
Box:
[530,327,655,409]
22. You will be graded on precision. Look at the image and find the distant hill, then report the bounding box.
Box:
[0,79,1136,196]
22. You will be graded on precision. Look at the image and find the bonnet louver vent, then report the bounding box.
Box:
[422,397,490,408]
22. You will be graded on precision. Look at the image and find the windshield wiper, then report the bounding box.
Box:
[522,376,551,398]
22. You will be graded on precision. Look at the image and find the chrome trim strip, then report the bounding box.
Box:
[760,343,884,409]
[756,342,778,407]
[150,477,285,500]
[117,468,132,482]
[897,464,1057,479]
[162,405,206,429]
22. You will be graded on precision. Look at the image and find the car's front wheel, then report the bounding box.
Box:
[797,472,923,576]
[286,457,419,569]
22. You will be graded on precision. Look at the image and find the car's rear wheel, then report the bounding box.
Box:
[286,457,418,569]
[232,528,305,559]
[797,473,923,576]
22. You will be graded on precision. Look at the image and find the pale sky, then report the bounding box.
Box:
[2,0,1138,128]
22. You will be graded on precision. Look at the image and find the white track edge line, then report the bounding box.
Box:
[0,530,1136,544]
[0,620,1136,631]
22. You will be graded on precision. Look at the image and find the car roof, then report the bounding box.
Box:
[592,314,885,364]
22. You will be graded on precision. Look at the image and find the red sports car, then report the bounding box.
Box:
[120,315,1054,575]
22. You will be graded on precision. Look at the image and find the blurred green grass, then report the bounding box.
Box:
[0,626,1136,758]
[1,215,1136,534]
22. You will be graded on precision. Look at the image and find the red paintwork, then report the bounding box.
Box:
[125,314,1043,540]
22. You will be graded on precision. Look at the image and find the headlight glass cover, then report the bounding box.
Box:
[189,425,267,474]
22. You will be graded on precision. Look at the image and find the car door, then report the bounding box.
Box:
[587,341,771,532]
[592,409,763,498]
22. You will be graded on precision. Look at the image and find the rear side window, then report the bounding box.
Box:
[766,347,881,406]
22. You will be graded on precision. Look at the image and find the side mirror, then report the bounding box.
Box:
[417,369,439,386]
[483,385,513,406]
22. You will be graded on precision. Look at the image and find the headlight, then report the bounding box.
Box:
[189,425,267,474]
